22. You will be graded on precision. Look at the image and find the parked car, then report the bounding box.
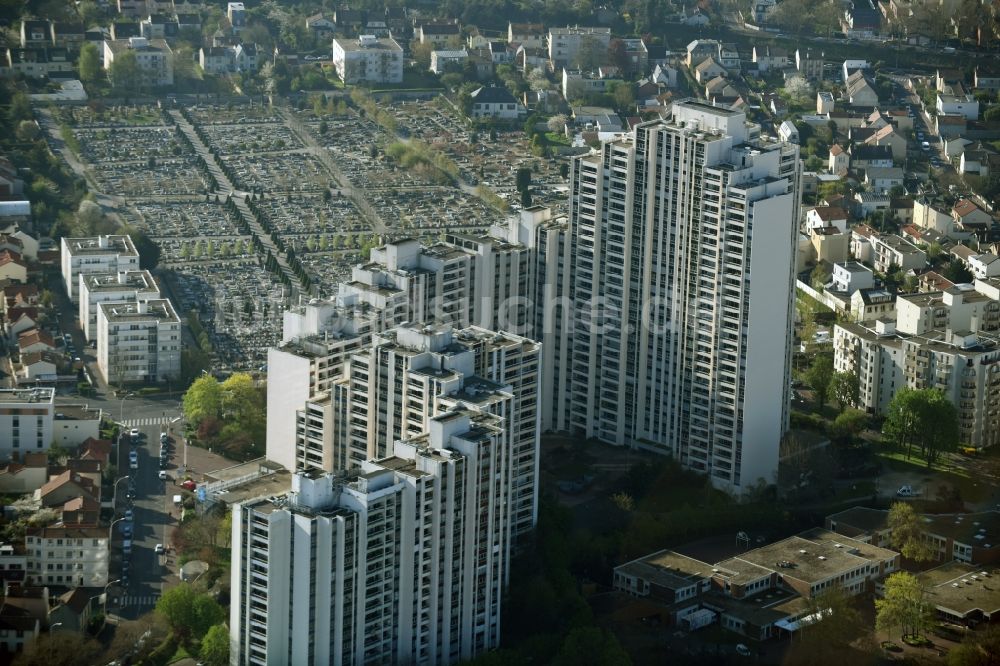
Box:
[154,544,165,554]
[736,644,752,657]
[158,470,168,480]
[897,485,914,497]
[160,432,168,443]
[129,450,138,469]
[124,509,133,522]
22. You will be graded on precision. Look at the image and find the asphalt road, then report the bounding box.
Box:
[108,420,182,619]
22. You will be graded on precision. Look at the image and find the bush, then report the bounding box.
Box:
[144,633,179,666]
[790,411,827,431]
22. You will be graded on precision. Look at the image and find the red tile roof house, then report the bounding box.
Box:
[17,328,56,354]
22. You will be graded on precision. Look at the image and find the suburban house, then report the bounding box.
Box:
[846,70,879,107]
[752,45,788,72]
[17,329,55,355]
[0,250,26,283]
[806,207,849,233]
[864,125,907,161]
[508,22,546,50]
[850,144,893,169]
[937,93,980,120]
[469,86,526,120]
[693,57,726,83]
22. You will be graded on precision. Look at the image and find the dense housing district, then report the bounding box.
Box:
[2,0,1000,664]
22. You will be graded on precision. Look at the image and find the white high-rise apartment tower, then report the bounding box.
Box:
[566,100,800,491]
[231,409,512,664]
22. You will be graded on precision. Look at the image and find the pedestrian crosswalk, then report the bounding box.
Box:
[121,417,171,428]
[120,594,161,609]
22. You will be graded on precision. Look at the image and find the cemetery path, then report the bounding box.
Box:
[168,109,300,298]
[277,105,388,236]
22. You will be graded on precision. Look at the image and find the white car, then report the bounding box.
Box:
[155,544,165,554]
[129,450,138,469]
[158,470,168,480]
[736,644,752,657]
[129,428,140,440]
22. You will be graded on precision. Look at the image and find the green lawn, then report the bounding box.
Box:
[544,131,570,146]
[876,450,990,502]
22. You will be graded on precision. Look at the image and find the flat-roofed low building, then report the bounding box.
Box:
[0,388,54,462]
[96,299,181,385]
[613,527,898,640]
[918,561,1000,624]
[52,405,102,448]
[828,508,1000,564]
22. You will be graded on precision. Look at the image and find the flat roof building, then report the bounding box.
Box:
[60,235,139,304]
[96,299,180,385]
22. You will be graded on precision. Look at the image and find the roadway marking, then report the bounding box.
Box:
[120,594,161,608]
[121,418,172,427]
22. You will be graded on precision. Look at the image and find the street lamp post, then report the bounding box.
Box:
[102,578,121,616]
[109,517,125,550]
[112,476,130,513]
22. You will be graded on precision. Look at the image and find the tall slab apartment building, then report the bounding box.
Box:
[266,208,570,539]
[566,100,800,490]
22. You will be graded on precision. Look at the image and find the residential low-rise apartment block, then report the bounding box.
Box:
[60,235,139,304]
[96,299,181,385]
[24,527,108,588]
[0,388,54,462]
[78,270,160,342]
[834,279,1000,448]
[331,35,403,84]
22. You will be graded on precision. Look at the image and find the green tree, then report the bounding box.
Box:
[516,167,532,193]
[830,371,860,411]
[156,585,224,640]
[831,408,869,443]
[551,626,631,666]
[192,595,226,638]
[883,388,960,466]
[811,262,832,290]
[888,501,936,563]
[11,631,102,666]
[220,372,265,437]
[109,50,142,93]
[183,374,222,425]
[796,585,866,656]
[943,258,974,284]
[125,226,161,270]
[78,42,100,84]
[806,354,835,410]
[199,623,230,666]
[949,625,1000,666]
[876,571,933,640]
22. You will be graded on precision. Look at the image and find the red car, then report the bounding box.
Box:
[181,479,197,491]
